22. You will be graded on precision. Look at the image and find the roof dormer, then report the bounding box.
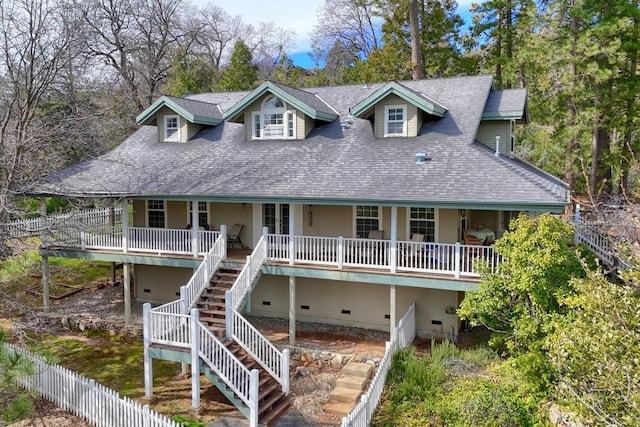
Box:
[351,81,448,138]
[136,95,222,143]
[223,81,338,140]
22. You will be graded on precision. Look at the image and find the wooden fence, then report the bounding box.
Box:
[3,343,182,427]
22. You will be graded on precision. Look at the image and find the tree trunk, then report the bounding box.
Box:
[409,0,423,80]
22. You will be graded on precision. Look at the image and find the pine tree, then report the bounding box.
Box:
[217,41,258,91]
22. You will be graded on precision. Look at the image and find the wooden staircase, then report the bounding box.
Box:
[195,266,291,426]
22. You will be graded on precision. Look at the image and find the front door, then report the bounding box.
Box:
[263,204,290,234]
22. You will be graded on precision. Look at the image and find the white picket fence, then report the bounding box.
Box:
[3,343,182,427]
[3,207,123,239]
[341,302,416,427]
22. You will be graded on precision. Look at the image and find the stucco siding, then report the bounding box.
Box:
[210,203,253,248]
[249,275,461,338]
[135,264,193,303]
[302,205,352,237]
[250,276,391,331]
[438,209,459,243]
[396,286,459,340]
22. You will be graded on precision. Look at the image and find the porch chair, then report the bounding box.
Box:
[463,230,483,245]
[367,229,384,240]
[227,223,244,249]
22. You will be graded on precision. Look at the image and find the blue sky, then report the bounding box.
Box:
[193,0,474,68]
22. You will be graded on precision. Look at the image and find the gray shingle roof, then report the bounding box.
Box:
[483,89,528,121]
[165,95,223,120]
[33,75,567,210]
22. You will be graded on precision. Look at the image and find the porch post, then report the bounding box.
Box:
[190,308,201,411]
[390,206,398,273]
[109,202,116,283]
[289,204,297,265]
[123,263,131,324]
[574,204,581,245]
[220,224,227,259]
[121,199,129,254]
[289,276,296,345]
[454,242,461,278]
[143,303,153,398]
[389,285,396,340]
[191,201,199,258]
[39,197,50,310]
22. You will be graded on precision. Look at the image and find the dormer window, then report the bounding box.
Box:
[164,115,180,142]
[251,95,296,140]
[384,105,407,137]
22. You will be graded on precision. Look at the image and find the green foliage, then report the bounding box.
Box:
[0,250,41,285]
[548,267,640,426]
[433,362,544,426]
[373,342,543,426]
[459,214,587,389]
[163,50,220,97]
[0,330,35,424]
[217,41,258,92]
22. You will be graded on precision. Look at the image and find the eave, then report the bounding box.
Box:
[222,81,338,123]
[351,81,448,118]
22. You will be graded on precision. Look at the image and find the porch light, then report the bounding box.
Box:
[415,152,427,164]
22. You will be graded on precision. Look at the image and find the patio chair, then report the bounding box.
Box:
[227,223,244,249]
[367,229,384,240]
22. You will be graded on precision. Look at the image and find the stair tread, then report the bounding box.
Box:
[258,391,287,415]
[259,397,291,426]
[258,381,279,401]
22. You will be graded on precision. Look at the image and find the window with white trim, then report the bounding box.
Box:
[147,200,165,228]
[409,207,436,242]
[187,201,209,229]
[384,105,407,137]
[251,96,296,139]
[164,115,180,141]
[355,205,380,238]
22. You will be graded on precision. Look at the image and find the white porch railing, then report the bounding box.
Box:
[341,302,416,427]
[4,343,181,427]
[267,234,500,278]
[146,234,226,346]
[226,236,290,394]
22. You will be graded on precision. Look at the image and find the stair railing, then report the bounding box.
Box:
[195,312,259,427]
[225,235,290,394]
[180,227,226,313]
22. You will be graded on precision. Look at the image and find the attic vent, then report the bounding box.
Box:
[415,152,427,164]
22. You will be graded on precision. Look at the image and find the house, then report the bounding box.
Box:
[29,75,568,425]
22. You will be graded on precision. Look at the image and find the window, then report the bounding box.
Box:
[187,201,209,228]
[355,205,380,238]
[251,96,296,140]
[164,115,180,141]
[384,105,407,137]
[147,200,165,228]
[409,207,436,242]
[263,204,289,234]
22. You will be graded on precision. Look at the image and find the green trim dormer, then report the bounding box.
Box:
[223,81,338,123]
[351,81,448,119]
[136,95,223,127]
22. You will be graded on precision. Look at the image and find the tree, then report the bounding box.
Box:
[458,214,587,389]
[163,48,220,96]
[217,41,258,92]
[311,0,381,62]
[0,0,84,257]
[0,330,34,424]
[77,0,192,112]
[548,266,640,426]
